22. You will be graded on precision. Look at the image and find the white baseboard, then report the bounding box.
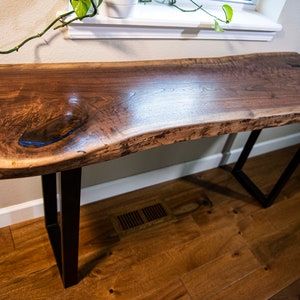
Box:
[0,132,299,228]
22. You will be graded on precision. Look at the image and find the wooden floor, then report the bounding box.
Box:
[0,146,299,300]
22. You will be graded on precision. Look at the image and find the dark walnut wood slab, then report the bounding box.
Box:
[0,52,299,179]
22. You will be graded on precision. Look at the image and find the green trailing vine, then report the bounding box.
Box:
[150,0,233,32]
[0,0,233,55]
[0,0,101,54]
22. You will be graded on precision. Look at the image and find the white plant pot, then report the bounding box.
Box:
[105,0,138,18]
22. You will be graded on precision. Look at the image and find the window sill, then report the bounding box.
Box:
[66,1,282,41]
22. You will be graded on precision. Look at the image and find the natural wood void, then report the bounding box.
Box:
[0,52,299,179]
[0,146,299,299]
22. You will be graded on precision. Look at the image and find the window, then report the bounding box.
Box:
[66,0,286,41]
[211,0,256,4]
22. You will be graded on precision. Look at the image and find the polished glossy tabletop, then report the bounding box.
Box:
[0,52,299,179]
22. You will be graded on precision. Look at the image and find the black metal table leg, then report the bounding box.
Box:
[42,173,62,274]
[42,168,82,288]
[42,173,58,227]
[232,130,300,208]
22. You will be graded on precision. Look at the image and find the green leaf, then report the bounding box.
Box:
[222,4,233,23]
[71,0,92,19]
[96,0,104,8]
[213,20,224,32]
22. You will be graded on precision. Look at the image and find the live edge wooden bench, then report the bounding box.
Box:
[0,52,299,288]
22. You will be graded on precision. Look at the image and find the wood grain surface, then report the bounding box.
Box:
[0,52,299,179]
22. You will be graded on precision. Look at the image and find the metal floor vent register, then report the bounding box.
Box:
[111,201,173,235]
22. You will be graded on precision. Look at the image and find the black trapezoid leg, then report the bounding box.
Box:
[42,168,82,288]
[59,168,82,288]
[266,148,300,207]
[42,173,58,227]
[232,130,266,205]
[232,129,299,208]
[232,130,262,172]
[42,173,62,273]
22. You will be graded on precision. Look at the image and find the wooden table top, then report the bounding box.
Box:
[0,52,299,179]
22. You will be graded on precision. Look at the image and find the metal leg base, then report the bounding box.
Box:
[232,130,300,208]
[39,132,298,287]
[42,168,82,288]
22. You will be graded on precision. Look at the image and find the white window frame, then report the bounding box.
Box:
[211,0,256,4]
[65,0,287,41]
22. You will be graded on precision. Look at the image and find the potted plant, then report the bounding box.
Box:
[105,0,139,18]
[0,0,233,54]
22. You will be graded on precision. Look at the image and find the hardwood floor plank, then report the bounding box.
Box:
[121,216,203,260]
[137,279,192,300]
[279,168,300,201]
[270,278,300,300]
[190,188,260,237]
[10,218,49,249]
[0,243,55,286]
[247,223,300,267]
[0,226,14,256]
[213,226,300,299]
[256,192,300,231]
[77,226,246,299]
[238,215,276,247]
[181,248,261,300]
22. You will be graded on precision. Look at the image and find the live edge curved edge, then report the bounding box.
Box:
[0,52,299,179]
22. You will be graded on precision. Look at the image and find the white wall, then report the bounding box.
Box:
[0,0,299,211]
[0,0,300,63]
